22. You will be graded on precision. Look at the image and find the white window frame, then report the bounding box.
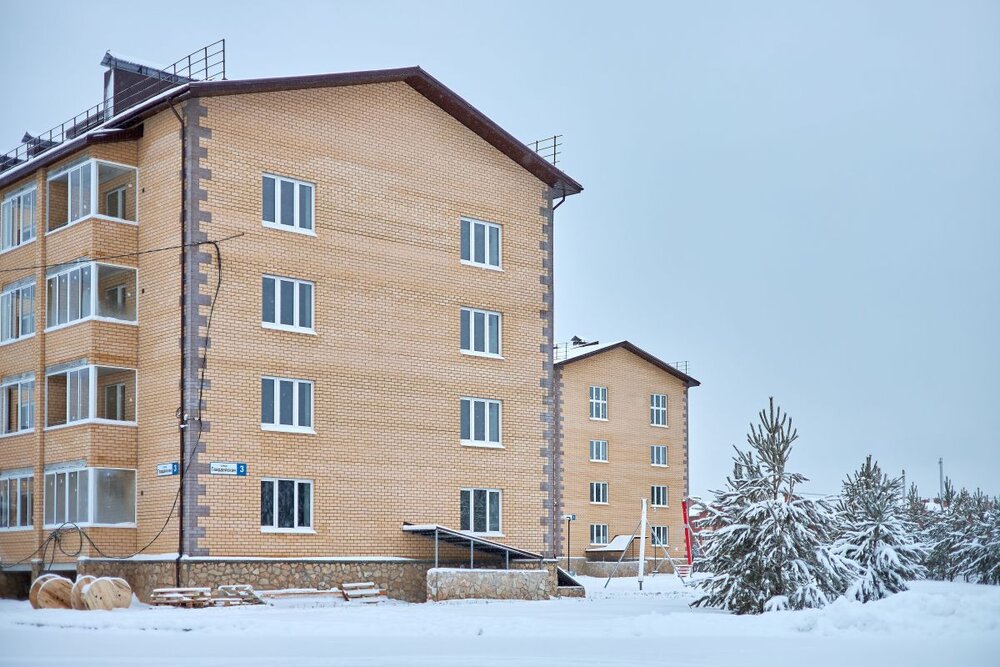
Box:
[42,466,136,528]
[459,487,503,535]
[651,525,669,547]
[460,306,502,358]
[105,383,126,421]
[590,481,609,505]
[260,376,315,434]
[45,159,139,235]
[44,261,138,333]
[260,477,314,533]
[261,274,315,334]
[651,485,669,508]
[262,173,316,236]
[460,217,502,270]
[44,363,137,430]
[1,186,36,254]
[589,439,608,463]
[0,279,35,345]
[589,385,608,421]
[105,185,126,220]
[460,397,503,448]
[651,445,668,467]
[0,471,33,531]
[589,523,609,545]
[1,375,35,436]
[651,393,668,427]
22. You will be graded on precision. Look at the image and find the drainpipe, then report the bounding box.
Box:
[167,95,187,589]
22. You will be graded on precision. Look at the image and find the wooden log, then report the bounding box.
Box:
[71,576,96,610]
[37,577,73,610]
[83,577,132,611]
[29,574,59,609]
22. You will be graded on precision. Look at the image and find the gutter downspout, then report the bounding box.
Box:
[167,96,186,589]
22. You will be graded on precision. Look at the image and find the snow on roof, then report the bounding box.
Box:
[586,534,636,552]
[103,50,174,74]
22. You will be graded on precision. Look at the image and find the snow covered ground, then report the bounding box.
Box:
[1,575,997,666]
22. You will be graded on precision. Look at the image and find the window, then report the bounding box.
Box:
[460,307,501,357]
[651,445,668,467]
[46,262,136,330]
[45,363,136,428]
[651,485,669,507]
[1,278,35,343]
[460,217,501,269]
[460,488,501,534]
[460,397,501,447]
[47,160,137,232]
[261,377,313,433]
[590,523,609,545]
[589,439,608,462]
[262,275,314,332]
[651,525,669,547]
[105,383,125,421]
[105,186,126,220]
[1,187,36,252]
[260,478,313,532]
[0,473,33,530]
[589,385,607,420]
[651,393,668,427]
[43,467,135,527]
[590,481,608,504]
[1,374,34,435]
[262,174,314,233]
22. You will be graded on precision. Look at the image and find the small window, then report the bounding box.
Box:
[460,307,501,357]
[460,488,501,533]
[460,397,502,447]
[651,525,668,547]
[262,174,314,234]
[460,218,501,269]
[260,478,312,531]
[262,275,314,332]
[105,383,125,421]
[1,279,35,343]
[589,385,607,420]
[651,485,669,507]
[0,474,33,530]
[261,377,314,433]
[590,481,608,504]
[651,393,668,427]
[1,187,36,252]
[2,376,34,435]
[590,523,609,545]
[589,439,608,462]
[105,186,126,220]
[651,445,668,467]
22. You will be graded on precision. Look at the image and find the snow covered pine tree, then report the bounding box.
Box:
[951,491,1000,585]
[692,398,856,614]
[834,456,927,602]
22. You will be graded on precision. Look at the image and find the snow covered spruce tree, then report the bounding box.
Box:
[951,491,1000,585]
[692,398,856,614]
[833,456,926,602]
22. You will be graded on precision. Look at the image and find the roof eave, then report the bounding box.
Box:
[555,340,702,387]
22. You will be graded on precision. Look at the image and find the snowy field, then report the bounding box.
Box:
[1,575,998,667]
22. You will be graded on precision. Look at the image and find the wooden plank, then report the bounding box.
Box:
[341,582,376,590]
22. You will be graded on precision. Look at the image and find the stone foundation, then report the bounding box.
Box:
[566,557,675,578]
[426,567,550,601]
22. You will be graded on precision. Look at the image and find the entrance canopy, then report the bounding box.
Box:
[585,534,635,553]
[402,523,543,568]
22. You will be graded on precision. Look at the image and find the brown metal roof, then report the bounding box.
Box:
[1,67,583,196]
[555,340,702,387]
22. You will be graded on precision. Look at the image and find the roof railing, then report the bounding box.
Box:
[0,40,225,178]
[527,134,562,166]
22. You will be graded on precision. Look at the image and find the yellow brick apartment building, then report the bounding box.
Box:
[556,341,699,573]
[0,46,697,600]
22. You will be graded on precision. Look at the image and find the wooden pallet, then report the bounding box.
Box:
[150,587,213,609]
[217,584,265,605]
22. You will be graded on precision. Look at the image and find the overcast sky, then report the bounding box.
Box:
[2,1,996,499]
